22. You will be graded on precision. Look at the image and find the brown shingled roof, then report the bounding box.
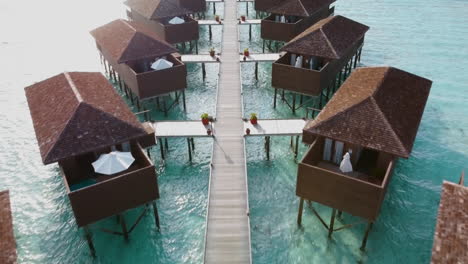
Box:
[0,190,16,264]
[124,0,191,20]
[281,15,369,59]
[303,67,432,158]
[267,0,335,17]
[431,180,468,263]
[25,72,147,165]
[90,19,177,63]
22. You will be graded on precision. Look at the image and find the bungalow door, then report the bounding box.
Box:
[323,138,344,165]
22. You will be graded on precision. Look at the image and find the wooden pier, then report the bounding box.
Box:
[204,0,251,262]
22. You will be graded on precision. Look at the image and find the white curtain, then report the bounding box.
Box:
[294,56,303,68]
[323,138,332,161]
[333,141,344,164]
[339,152,353,173]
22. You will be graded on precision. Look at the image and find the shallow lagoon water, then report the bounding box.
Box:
[0,0,467,263]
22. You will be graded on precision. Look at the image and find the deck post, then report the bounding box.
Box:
[120,214,129,241]
[191,137,195,150]
[196,41,199,54]
[357,47,363,62]
[187,137,192,162]
[249,24,252,40]
[297,198,304,225]
[209,25,212,40]
[147,148,151,158]
[84,227,96,258]
[246,2,249,16]
[360,222,373,251]
[281,89,285,101]
[158,138,165,160]
[182,90,187,111]
[202,63,206,79]
[103,60,109,74]
[162,99,168,116]
[129,90,134,104]
[265,136,270,160]
[164,138,169,151]
[117,74,122,91]
[292,93,296,113]
[273,88,278,108]
[294,135,299,159]
[337,70,343,86]
[262,40,265,53]
[328,209,337,238]
[123,83,129,97]
[318,90,323,109]
[255,62,258,80]
[152,201,161,231]
[213,2,216,14]
[353,53,358,68]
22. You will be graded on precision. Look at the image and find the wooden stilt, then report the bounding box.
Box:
[294,135,299,159]
[164,138,169,151]
[353,53,358,68]
[292,93,296,113]
[249,24,252,40]
[187,138,192,162]
[196,41,199,54]
[182,90,187,111]
[338,210,343,218]
[202,63,206,79]
[209,25,212,40]
[191,138,195,150]
[328,209,337,237]
[360,222,373,250]
[152,201,161,231]
[255,62,258,80]
[265,136,270,160]
[120,214,129,241]
[273,88,278,108]
[162,99,168,116]
[147,148,151,158]
[159,138,165,160]
[246,2,249,16]
[297,198,304,225]
[213,2,216,14]
[263,40,265,53]
[84,227,96,258]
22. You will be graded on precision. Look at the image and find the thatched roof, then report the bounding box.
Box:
[0,190,16,264]
[124,0,191,20]
[431,180,468,263]
[281,15,369,59]
[267,0,335,17]
[25,72,147,165]
[303,67,432,158]
[90,19,176,64]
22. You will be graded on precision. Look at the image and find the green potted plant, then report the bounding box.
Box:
[250,113,257,125]
[209,48,215,57]
[243,48,249,57]
[201,113,210,125]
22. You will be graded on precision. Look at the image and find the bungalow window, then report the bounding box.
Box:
[323,138,344,165]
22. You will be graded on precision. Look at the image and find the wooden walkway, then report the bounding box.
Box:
[152,121,213,137]
[204,0,251,262]
[243,119,306,136]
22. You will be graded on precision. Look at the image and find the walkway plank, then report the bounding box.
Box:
[204,0,251,262]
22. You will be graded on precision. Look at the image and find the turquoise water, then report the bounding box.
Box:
[1,0,467,263]
[241,0,468,263]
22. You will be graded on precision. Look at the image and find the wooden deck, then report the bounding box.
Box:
[243,119,306,136]
[152,121,213,137]
[240,53,281,62]
[204,0,251,263]
[181,54,220,63]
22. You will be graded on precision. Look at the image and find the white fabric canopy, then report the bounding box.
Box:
[151,58,173,70]
[92,151,135,175]
[168,16,185,24]
[339,152,353,173]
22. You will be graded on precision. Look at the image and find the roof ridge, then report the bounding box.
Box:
[320,27,338,58]
[370,97,408,156]
[64,72,83,103]
[313,95,371,127]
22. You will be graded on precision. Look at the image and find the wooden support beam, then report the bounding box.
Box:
[328,209,337,238]
[249,24,252,40]
[209,25,212,40]
[84,227,96,258]
[273,88,277,108]
[182,90,187,111]
[164,138,169,151]
[294,135,299,159]
[292,93,296,113]
[360,222,373,250]
[187,137,192,162]
[246,1,249,16]
[254,62,258,80]
[120,214,129,241]
[191,137,195,150]
[297,198,304,225]
[152,201,161,231]
[213,2,216,14]
[159,138,165,160]
[202,63,206,79]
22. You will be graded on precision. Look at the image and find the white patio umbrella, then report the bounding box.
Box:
[92,151,135,175]
[151,58,173,71]
[339,152,353,173]
[168,16,185,24]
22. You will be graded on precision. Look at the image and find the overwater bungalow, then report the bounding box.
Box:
[91,19,187,107]
[272,15,369,108]
[431,173,467,263]
[261,0,335,43]
[0,190,17,264]
[296,67,432,249]
[25,72,159,256]
[125,0,199,45]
